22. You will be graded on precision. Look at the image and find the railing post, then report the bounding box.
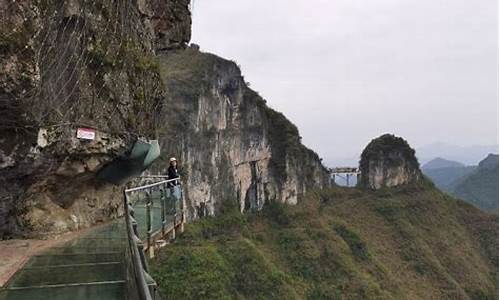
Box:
[124,176,184,298]
[144,271,158,300]
[172,186,177,239]
[172,184,177,219]
[160,188,166,238]
[124,191,153,300]
[179,182,185,233]
[146,191,153,258]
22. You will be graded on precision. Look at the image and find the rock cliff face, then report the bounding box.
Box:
[152,49,329,219]
[0,0,190,238]
[0,0,327,237]
[359,134,423,190]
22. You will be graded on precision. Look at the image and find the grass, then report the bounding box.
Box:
[334,224,370,261]
[150,185,498,299]
[451,161,499,213]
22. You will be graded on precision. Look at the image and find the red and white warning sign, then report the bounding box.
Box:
[76,127,96,140]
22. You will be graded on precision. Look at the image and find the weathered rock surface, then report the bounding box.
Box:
[0,0,191,238]
[0,0,328,237]
[152,49,329,220]
[359,134,423,190]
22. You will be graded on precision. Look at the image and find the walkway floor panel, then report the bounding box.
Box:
[0,282,126,300]
[0,220,127,300]
[0,186,181,300]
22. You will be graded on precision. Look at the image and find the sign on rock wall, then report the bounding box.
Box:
[76,128,96,140]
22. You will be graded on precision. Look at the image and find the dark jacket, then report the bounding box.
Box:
[167,165,179,186]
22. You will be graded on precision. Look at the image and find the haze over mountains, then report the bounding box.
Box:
[416,143,499,166]
[422,154,499,213]
[451,154,499,213]
[422,157,466,170]
[326,142,498,169]
[422,158,476,190]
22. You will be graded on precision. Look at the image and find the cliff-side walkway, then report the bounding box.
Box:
[0,179,183,300]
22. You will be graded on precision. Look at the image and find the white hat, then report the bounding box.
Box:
[169,157,177,162]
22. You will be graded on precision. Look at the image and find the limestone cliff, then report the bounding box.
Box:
[0,0,328,237]
[359,134,423,190]
[152,48,329,220]
[0,0,191,238]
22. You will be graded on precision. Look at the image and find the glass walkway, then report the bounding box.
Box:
[0,180,183,300]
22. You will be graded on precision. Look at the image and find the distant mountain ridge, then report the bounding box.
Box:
[423,154,499,213]
[422,158,475,191]
[451,154,499,213]
[417,143,498,165]
[423,166,476,191]
[150,137,498,299]
[422,157,465,170]
[478,153,499,170]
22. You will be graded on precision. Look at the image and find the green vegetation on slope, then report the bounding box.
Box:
[422,166,476,192]
[451,154,499,213]
[150,186,498,300]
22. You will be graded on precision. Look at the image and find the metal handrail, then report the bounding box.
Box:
[123,176,184,300]
[124,192,153,300]
[125,178,180,193]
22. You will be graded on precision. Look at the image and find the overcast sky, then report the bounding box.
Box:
[191,0,498,166]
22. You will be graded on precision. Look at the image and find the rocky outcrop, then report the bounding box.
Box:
[152,49,329,219]
[139,0,192,51]
[1,0,327,237]
[0,0,191,238]
[359,134,422,190]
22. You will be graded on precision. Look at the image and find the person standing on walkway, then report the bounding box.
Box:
[167,157,179,179]
[167,157,181,215]
[167,157,179,185]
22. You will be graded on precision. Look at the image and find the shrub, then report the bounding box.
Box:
[334,225,370,261]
